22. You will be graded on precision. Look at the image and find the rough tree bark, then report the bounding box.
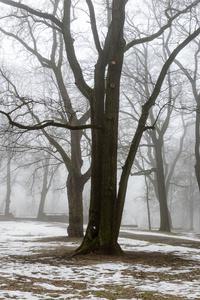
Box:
[75,0,126,254]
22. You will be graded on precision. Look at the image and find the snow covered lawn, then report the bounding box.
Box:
[0,221,200,299]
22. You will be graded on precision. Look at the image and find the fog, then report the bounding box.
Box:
[0,0,200,235]
[1,158,200,232]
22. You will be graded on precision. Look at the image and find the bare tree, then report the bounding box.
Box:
[0,1,92,236]
[0,0,200,254]
[120,34,189,232]
[171,40,200,195]
[36,151,59,220]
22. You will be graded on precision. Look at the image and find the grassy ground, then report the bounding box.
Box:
[1,233,200,299]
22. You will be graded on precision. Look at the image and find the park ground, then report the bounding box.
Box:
[0,221,200,299]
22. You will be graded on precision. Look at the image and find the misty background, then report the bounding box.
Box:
[0,0,200,232]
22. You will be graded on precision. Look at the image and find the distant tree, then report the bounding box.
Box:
[167,117,200,231]
[4,152,13,217]
[0,0,91,237]
[0,130,17,218]
[36,151,59,220]
[172,39,200,195]
[120,36,188,232]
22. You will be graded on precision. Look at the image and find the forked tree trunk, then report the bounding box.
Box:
[40,127,88,237]
[0,0,199,256]
[75,0,126,254]
[64,0,200,254]
[66,129,90,237]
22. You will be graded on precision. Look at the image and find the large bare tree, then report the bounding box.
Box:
[0,0,200,254]
[0,1,92,237]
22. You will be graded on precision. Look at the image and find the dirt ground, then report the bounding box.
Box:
[1,232,200,299]
[1,250,196,299]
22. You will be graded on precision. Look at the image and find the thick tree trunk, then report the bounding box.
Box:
[40,126,88,237]
[75,0,126,255]
[67,172,84,237]
[37,185,47,221]
[66,129,86,237]
[69,0,200,255]
[153,137,171,232]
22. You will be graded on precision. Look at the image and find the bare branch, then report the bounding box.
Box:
[125,0,200,52]
[62,0,93,100]
[131,168,156,176]
[0,110,102,131]
[0,27,52,68]
[0,0,62,28]
[118,25,200,206]
[86,0,102,55]
[144,26,200,112]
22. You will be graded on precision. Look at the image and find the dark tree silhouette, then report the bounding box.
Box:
[0,0,200,254]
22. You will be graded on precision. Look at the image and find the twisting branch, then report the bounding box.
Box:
[144,26,200,113]
[125,0,200,52]
[0,110,102,131]
[151,101,172,129]
[0,0,62,28]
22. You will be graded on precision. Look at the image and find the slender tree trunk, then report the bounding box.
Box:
[155,158,171,232]
[37,155,51,220]
[145,176,151,230]
[194,102,200,192]
[116,104,151,238]
[189,159,194,231]
[5,156,11,218]
[189,188,194,231]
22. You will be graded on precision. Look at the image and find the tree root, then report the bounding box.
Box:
[72,237,124,256]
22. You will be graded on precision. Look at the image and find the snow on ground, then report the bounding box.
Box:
[0,221,200,299]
